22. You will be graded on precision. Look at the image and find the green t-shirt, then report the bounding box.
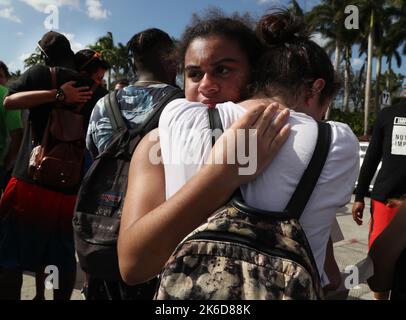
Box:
[0,85,23,166]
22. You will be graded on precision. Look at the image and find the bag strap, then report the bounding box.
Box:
[285,122,332,219]
[104,90,128,133]
[50,67,58,90]
[139,88,184,136]
[126,88,184,155]
[208,108,224,146]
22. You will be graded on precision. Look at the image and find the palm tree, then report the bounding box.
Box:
[289,0,305,17]
[307,0,355,117]
[356,0,387,136]
[307,0,345,73]
[385,0,406,73]
[90,32,132,88]
[112,42,131,81]
[24,49,45,69]
[370,8,394,115]
[90,32,115,90]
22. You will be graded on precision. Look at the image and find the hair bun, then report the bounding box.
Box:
[256,10,309,46]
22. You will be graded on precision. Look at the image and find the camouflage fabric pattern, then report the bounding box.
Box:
[155,204,324,300]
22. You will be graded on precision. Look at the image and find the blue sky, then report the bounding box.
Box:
[0,0,405,80]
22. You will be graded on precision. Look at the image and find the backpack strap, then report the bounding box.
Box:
[139,88,184,136]
[104,91,127,133]
[208,108,224,146]
[285,122,332,219]
[125,88,184,156]
[50,67,57,89]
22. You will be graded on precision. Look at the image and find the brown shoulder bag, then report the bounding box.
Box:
[28,67,86,190]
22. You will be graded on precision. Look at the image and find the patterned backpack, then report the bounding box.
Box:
[155,108,331,300]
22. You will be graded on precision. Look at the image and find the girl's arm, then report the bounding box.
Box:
[118,104,291,285]
[4,81,92,110]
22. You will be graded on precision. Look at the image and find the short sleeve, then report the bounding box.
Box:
[86,96,113,158]
[7,65,51,95]
[324,121,360,207]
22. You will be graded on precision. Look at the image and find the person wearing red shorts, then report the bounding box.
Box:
[0,32,106,300]
[353,101,406,300]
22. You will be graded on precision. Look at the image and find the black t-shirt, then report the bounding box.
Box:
[8,64,108,194]
[355,103,406,203]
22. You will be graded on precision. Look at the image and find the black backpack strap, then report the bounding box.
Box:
[285,122,332,219]
[104,91,127,133]
[126,88,184,155]
[208,108,224,146]
[139,88,185,136]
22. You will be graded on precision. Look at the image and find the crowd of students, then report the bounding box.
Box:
[0,9,405,300]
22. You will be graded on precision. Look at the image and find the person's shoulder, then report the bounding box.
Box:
[389,103,406,115]
[327,121,360,155]
[163,98,205,116]
[327,121,357,139]
[218,101,244,112]
[160,99,207,128]
[19,64,49,79]
[375,104,406,119]
[27,64,49,73]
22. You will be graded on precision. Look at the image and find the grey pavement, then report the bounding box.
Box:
[333,196,374,300]
[20,196,374,300]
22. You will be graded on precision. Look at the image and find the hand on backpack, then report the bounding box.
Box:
[61,81,93,105]
[207,103,291,187]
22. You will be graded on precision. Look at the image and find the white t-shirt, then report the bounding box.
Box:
[159,99,360,286]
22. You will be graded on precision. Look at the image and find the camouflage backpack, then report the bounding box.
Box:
[155,109,331,300]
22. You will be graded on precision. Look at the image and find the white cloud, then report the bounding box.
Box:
[19,0,80,13]
[257,0,281,5]
[19,0,110,20]
[7,61,17,70]
[86,0,109,20]
[19,53,32,61]
[16,31,24,36]
[0,7,22,23]
[0,0,12,6]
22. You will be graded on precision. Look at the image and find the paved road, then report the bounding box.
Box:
[20,196,374,300]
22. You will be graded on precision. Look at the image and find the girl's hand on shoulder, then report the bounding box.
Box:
[207,103,290,188]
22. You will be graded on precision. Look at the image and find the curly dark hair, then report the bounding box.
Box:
[179,17,263,72]
[252,10,340,105]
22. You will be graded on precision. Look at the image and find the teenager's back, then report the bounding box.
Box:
[159,98,360,286]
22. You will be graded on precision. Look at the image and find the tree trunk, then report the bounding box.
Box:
[334,43,341,73]
[364,12,374,137]
[386,57,392,90]
[326,43,341,120]
[343,47,351,113]
[374,54,382,115]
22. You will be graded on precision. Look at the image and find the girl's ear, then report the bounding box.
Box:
[311,79,326,96]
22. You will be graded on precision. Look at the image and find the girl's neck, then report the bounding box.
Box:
[136,73,163,84]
